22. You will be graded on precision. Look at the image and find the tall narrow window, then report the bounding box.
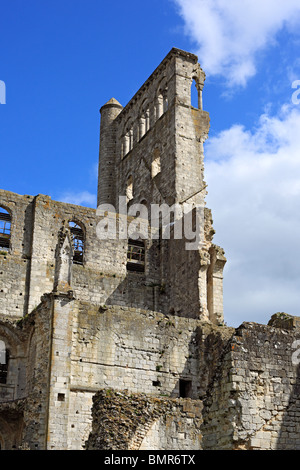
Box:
[123,121,134,157]
[0,207,11,251]
[69,221,84,265]
[139,100,150,140]
[191,79,199,109]
[128,128,133,152]
[127,239,145,272]
[0,346,9,385]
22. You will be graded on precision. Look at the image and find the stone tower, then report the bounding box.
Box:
[97,48,226,324]
[97,48,209,210]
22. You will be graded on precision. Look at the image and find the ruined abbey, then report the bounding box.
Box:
[1,48,300,451]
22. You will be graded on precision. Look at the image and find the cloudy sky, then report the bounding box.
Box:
[1,0,300,327]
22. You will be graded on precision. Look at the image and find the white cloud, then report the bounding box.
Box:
[59,191,97,208]
[174,0,300,86]
[204,104,300,326]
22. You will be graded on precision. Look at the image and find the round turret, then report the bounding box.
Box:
[97,98,123,207]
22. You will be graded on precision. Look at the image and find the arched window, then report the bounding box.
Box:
[139,101,150,140]
[69,221,84,265]
[0,207,11,251]
[156,78,168,120]
[0,342,9,385]
[123,119,134,157]
[127,239,145,272]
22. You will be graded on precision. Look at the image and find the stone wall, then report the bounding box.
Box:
[202,320,300,450]
[85,390,203,450]
[0,190,34,318]
[83,318,300,451]
[0,293,232,450]
[3,294,300,450]
[0,301,52,450]
[0,188,225,322]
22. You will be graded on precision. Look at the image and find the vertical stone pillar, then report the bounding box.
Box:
[46,291,75,450]
[207,245,226,325]
[97,98,123,207]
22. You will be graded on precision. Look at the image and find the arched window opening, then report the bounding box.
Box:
[156,78,168,120]
[139,100,150,140]
[123,121,134,157]
[127,239,145,273]
[191,79,199,109]
[69,221,84,265]
[0,345,9,385]
[126,176,133,203]
[123,134,129,157]
[0,207,11,251]
[140,109,150,139]
[128,128,133,152]
[140,199,148,207]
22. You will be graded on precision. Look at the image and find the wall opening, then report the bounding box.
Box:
[152,380,161,387]
[0,346,9,385]
[191,80,199,109]
[0,207,11,251]
[69,221,84,265]
[123,122,134,156]
[179,379,192,398]
[156,79,168,120]
[127,239,145,273]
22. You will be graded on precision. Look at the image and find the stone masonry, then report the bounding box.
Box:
[0,48,299,450]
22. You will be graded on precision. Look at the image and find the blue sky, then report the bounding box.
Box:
[1,0,300,327]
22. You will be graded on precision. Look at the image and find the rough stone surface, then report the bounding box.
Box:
[202,322,300,450]
[86,390,203,450]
